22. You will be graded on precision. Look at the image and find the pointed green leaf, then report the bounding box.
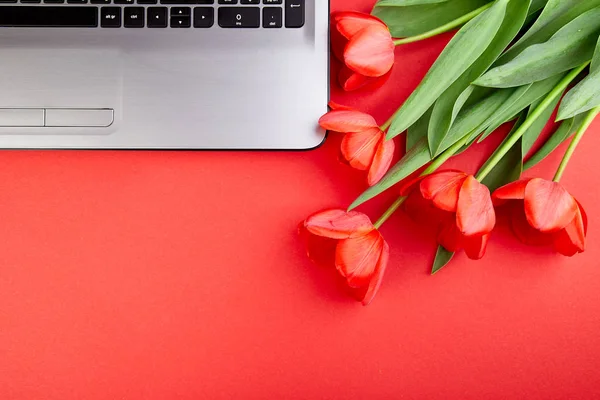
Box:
[499,0,600,64]
[523,116,580,169]
[479,113,525,192]
[432,246,454,275]
[437,87,515,155]
[475,83,532,141]
[387,0,509,139]
[522,91,563,156]
[475,7,600,88]
[592,35,600,72]
[529,0,548,14]
[349,139,432,210]
[427,0,532,156]
[558,38,600,120]
[477,74,564,142]
[407,107,433,151]
[372,0,489,38]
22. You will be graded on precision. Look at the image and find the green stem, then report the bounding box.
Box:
[373,133,472,229]
[374,196,406,229]
[553,107,600,182]
[392,2,493,46]
[475,63,590,182]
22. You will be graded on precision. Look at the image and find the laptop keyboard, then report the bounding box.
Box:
[0,0,304,28]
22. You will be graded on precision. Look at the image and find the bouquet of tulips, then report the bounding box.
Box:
[301,0,600,305]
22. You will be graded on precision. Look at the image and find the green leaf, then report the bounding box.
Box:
[476,74,564,142]
[479,113,525,192]
[522,91,563,156]
[349,139,431,210]
[475,83,532,141]
[475,7,600,88]
[427,0,532,156]
[387,0,509,139]
[372,0,489,38]
[437,87,515,154]
[529,0,548,14]
[523,116,581,169]
[499,0,600,64]
[407,107,433,151]
[432,246,454,275]
[557,38,600,120]
[592,35,600,72]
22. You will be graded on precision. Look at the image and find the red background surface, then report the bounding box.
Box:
[2,1,600,398]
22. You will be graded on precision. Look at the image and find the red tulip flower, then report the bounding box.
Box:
[404,171,496,260]
[331,11,395,91]
[492,178,587,256]
[303,209,389,305]
[319,104,395,186]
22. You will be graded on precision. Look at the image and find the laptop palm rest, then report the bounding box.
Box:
[0,48,121,132]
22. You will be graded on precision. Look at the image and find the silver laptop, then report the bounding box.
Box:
[0,0,328,149]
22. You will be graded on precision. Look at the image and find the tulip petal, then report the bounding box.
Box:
[333,11,385,39]
[299,223,337,268]
[492,179,532,205]
[341,128,383,170]
[335,231,384,289]
[305,209,374,239]
[330,22,348,62]
[420,170,468,212]
[338,67,372,91]
[318,109,378,133]
[367,136,395,186]
[508,203,554,246]
[328,101,354,111]
[437,219,464,253]
[524,178,578,233]
[457,176,496,236]
[463,234,490,260]
[360,239,389,306]
[553,205,586,256]
[344,25,395,78]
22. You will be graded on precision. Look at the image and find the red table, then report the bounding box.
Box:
[2,1,600,398]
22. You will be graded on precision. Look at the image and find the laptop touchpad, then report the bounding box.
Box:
[0,48,121,116]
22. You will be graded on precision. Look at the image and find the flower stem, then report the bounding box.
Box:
[553,106,600,182]
[475,63,590,182]
[373,132,472,229]
[393,2,493,46]
[374,196,406,229]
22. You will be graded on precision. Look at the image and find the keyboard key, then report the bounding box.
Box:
[137,0,157,3]
[218,0,237,4]
[20,0,42,3]
[171,7,191,16]
[241,0,259,3]
[263,0,282,3]
[161,0,196,3]
[285,0,304,28]
[193,7,214,28]
[171,16,191,28]
[197,0,214,3]
[114,0,134,3]
[218,7,259,28]
[101,7,121,27]
[0,0,17,3]
[124,7,145,27]
[147,7,168,28]
[67,0,88,3]
[262,7,281,28]
[0,6,98,27]
[91,0,111,4]
[43,0,65,3]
